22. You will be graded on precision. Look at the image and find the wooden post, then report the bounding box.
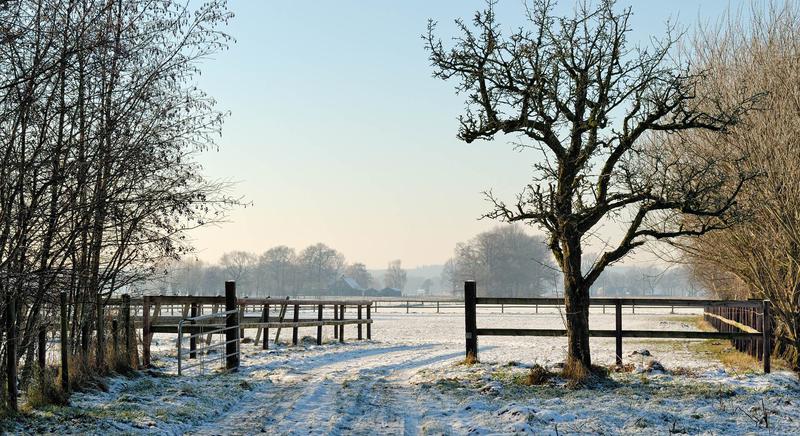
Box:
[239,303,246,339]
[190,303,197,359]
[333,303,339,339]
[142,296,151,367]
[357,305,363,340]
[317,304,323,345]
[262,303,269,350]
[225,281,239,370]
[366,303,372,340]
[464,281,478,359]
[501,303,504,314]
[38,328,47,369]
[615,299,623,367]
[6,294,18,412]
[81,323,89,357]
[406,300,409,314]
[60,291,69,393]
[763,299,771,374]
[436,301,440,313]
[111,319,119,359]
[96,292,104,369]
[292,304,299,346]
[122,294,131,363]
[338,305,344,343]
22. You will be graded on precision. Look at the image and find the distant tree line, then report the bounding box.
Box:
[154,244,411,297]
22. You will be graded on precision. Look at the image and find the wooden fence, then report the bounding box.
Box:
[2,281,376,411]
[704,303,773,371]
[462,281,773,373]
[136,283,374,368]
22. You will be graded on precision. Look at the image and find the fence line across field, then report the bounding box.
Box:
[460,281,774,374]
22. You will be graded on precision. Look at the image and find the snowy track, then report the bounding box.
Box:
[7,309,800,435]
[191,343,465,435]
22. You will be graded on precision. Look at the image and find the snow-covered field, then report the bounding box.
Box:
[6,307,800,435]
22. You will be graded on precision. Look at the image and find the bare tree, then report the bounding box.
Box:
[384,259,408,291]
[344,262,374,289]
[426,0,754,374]
[220,251,257,290]
[258,246,297,296]
[446,225,551,297]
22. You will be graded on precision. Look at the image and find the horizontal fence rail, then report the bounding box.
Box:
[462,281,772,373]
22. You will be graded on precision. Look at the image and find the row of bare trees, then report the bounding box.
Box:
[159,244,411,296]
[680,3,800,370]
[0,0,234,400]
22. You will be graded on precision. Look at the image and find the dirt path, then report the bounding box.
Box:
[190,343,464,435]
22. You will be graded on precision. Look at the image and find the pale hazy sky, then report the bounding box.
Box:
[188,0,741,269]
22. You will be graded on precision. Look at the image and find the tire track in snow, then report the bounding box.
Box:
[189,342,463,435]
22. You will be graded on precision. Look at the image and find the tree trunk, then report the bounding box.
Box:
[564,277,591,369]
[562,234,591,370]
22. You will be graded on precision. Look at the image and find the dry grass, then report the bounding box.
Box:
[24,367,68,409]
[524,364,554,386]
[459,351,479,366]
[692,318,778,372]
[610,362,636,373]
[561,359,591,386]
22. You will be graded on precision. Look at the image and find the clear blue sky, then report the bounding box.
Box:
[188,0,743,268]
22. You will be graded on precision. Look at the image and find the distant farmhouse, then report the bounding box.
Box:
[326,276,401,297]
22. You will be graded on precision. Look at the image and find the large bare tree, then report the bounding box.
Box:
[426,0,755,374]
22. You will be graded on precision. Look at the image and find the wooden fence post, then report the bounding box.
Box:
[292,304,299,346]
[190,302,197,359]
[96,292,105,369]
[37,328,47,370]
[465,281,478,359]
[317,304,323,345]
[142,296,151,367]
[333,303,339,339]
[366,303,372,340]
[81,323,89,357]
[268,304,269,350]
[122,294,131,363]
[615,299,623,367]
[763,299,771,374]
[112,319,119,360]
[6,293,18,412]
[357,305,363,340]
[60,291,69,393]
[406,300,409,314]
[239,303,246,339]
[338,305,345,343]
[225,281,239,370]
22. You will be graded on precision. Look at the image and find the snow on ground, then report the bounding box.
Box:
[5,306,800,435]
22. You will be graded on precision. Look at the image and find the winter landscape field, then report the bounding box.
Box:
[6,306,799,435]
[6,0,800,434]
